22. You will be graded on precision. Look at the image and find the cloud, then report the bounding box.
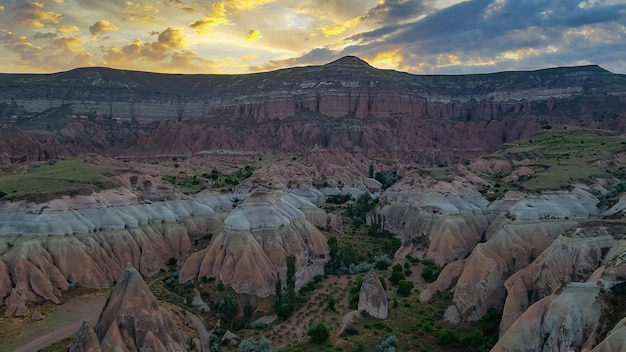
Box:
[189,2,229,34]
[246,29,262,42]
[225,0,274,11]
[53,36,84,52]
[361,0,434,24]
[249,47,339,72]
[89,20,119,40]
[57,25,79,34]
[11,2,63,28]
[99,27,214,73]
[0,5,4,11]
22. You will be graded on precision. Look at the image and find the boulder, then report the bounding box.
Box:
[221,330,239,346]
[31,310,44,321]
[358,270,388,319]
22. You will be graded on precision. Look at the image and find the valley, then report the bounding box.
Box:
[1,57,626,351]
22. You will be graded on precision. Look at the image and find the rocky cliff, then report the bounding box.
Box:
[70,264,187,351]
[2,57,626,166]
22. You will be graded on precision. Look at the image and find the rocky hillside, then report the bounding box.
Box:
[1,57,626,167]
[70,264,187,351]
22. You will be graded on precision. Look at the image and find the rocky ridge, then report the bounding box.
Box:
[70,264,187,351]
[179,191,329,296]
[0,188,334,316]
[1,57,626,168]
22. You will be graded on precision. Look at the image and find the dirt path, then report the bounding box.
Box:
[9,294,107,352]
[185,310,210,352]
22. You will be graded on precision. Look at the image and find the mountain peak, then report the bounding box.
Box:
[324,56,373,69]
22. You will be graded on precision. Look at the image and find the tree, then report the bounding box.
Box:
[219,293,239,329]
[209,333,220,352]
[243,303,255,328]
[397,280,414,297]
[285,254,297,313]
[273,273,284,315]
[307,322,330,344]
[369,164,374,178]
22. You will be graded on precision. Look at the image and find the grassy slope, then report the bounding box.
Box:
[495,126,626,191]
[0,155,117,202]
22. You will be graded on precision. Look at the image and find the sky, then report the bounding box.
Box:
[0,0,625,75]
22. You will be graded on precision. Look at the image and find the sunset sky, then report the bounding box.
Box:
[0,0,625,75]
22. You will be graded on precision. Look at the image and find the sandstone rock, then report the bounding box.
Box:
[591,316,626,352]
[452,219,575,321]
[251,315,278,328]
[0,191,234,315]
[179,192,329,297]
[379,173,490,265]
[358,270,388,319]
[72,264,187,352]
[363,178,382,190]
[501,221,624,334]
[221,330,239,346]
[31,310,43,321]
[191,289,210,312]
[70,322,102,352]
[443,305,461,324]
[4,288,29,317]
[420,260,465,302]
[493,282,603,352]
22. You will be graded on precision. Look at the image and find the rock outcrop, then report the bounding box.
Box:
[71,264,186,352]
[0,190,231,316]
[378,173,490,266]
[358,270,388,319]
[179,192,329,296]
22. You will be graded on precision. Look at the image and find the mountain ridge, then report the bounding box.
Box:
[1,56,626,167]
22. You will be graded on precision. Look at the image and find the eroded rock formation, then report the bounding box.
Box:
[179,192,329,297]
[0,190,231,316]
[71,264,186,351]
[358,270,388,319]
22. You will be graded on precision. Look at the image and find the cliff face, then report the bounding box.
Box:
[2,57,626,165]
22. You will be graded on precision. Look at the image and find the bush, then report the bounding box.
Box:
[376,335,398,352]
[389,270,405,285]
[397,280,414,296]
[307,322,330,344]
[236,336,272,352]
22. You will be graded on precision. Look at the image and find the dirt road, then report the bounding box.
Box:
[10,294,107,352]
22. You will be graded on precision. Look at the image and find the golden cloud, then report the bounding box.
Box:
[0,5,4,11]
[189,2,229,34]
[99,27,211,73]
[57,25,80,34]
[53,36,84,52]
[366,49,402,70]
[123,1,161,23]
[89,20,120,40]
[320,17,361,36]
[225,0,274,11]
[246,29,262,42]
[12,2,63,28]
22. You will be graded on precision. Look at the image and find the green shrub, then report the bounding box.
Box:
[307,322,330,344]
[397,280,414,296]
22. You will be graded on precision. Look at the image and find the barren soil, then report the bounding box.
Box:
[1,292,107,352]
